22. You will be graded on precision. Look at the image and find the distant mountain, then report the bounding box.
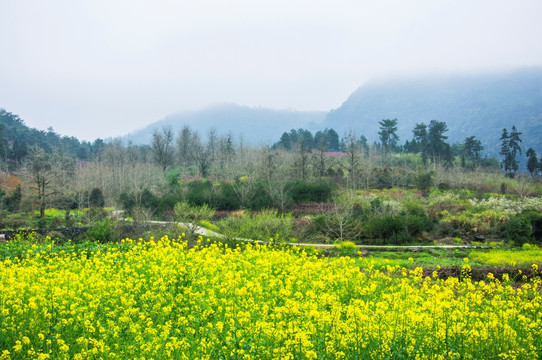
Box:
[324,67,542,156]
[119,103,326,145]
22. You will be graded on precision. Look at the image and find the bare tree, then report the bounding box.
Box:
[28,145,53,218]
[191,132,213,177]
[343,131,361,189]
[23,145,75,217]
[152,126,175,174]
[322,192,361,242]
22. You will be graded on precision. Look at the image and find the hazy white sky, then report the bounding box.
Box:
[1,0,541,141]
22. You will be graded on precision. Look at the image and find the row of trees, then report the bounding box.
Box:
[1,107,540,221]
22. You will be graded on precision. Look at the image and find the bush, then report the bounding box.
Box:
[364,215,408,245]
[521,210,542,241]
[89,187,105,208]
[415,167,435,195]
[289,181,333,203]
[336,241,358,256]
[50,216,63,229]
[174,201,215,240]
[505,215,532,246]
[87,219,116,242]
[217,210,293,243]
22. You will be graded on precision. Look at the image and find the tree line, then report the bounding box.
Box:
[1,108,540,222]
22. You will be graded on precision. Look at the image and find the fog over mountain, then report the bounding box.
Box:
[120,67,542,156]
[323,67,542,156]
[119,103,326,145]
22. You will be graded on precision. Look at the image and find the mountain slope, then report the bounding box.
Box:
[324,67,542,156]
[120,103,326,145]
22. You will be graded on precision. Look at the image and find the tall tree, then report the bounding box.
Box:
[176,125,193,168]
[378,119,399,152]
[28,145,53,218]
[294,135,311,180]
[500,126,522,178]
[343,131,360,189]
[526,148,538,177]
[191,132,212,177]
[151,126,174,174]
[427,120,449,163]
[412,123,428,164]
[462,136,484,169]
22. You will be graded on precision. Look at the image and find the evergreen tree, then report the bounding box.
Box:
[427,120,449,162]
[500,127,522,178]
[89,187,105,208]
[412,123,428,164]
[462,136,484,169]
[378,119,399,152]
[526,148,538,177]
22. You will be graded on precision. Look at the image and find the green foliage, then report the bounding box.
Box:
[505,215,532,246]
[217,210,294,243]
[89,187,105,208]
[364,215,408,244]
[199,220,220,232]
[288,181,333,203]
[86,218,115,242]
[50,216,63,229]
[174,201,215,239]
[336,241,358,256]
[414,167,435,195]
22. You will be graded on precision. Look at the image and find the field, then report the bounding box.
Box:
[1,236,541,359]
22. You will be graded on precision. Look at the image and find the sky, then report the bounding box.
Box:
[1,0,542,141]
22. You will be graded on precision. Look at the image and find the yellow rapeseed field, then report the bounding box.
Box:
[0,236,541,359]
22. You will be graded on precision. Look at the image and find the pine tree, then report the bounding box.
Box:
[500,127,522,178]
[378,119,399,152]
[526,148,538,177]
[412,123,428,165]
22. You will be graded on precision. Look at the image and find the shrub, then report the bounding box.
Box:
[50,216,63,229]
[505,215,533,246]
[364,215,408,244]
[336,241,358,256]
[289,181,333,203]
[217,210,293,243]
[415,167,435,195]
[174,201,215,240]
[86,219,115,242]
[89,187,105,208]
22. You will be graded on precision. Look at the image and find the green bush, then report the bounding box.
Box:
[415,167,435,195]
[217,210,293,243]
[336,241,358,256]
[50,216,63,229]
[87,219,115,242]
[289,181,333,203]
[174,201,215,239]
[364,215,409,244]
[521,210,542,241]
[505,215,533,246]
[89,187,105,208]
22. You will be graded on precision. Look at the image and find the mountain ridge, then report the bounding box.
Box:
[117,67,542,156]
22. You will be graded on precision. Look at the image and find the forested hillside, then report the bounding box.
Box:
[324,67,542,156]
[0,109,102,163]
